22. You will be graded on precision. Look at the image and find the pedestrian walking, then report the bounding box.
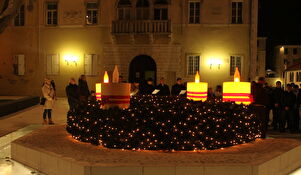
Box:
[42,78,55,125]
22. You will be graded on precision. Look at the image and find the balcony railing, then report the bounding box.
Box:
[112,20,171,34]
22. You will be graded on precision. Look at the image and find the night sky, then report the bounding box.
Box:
[259,0,301,69]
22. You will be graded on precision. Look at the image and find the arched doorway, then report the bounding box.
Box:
[129,55,156,84]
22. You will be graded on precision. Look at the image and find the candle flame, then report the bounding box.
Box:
[195,71,200,83]
[234,67,240,82]
[104,71,109,83]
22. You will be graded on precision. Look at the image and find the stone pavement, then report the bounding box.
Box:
[0,98,68,137]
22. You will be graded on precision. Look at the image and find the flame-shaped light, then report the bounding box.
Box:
[104,71,109,83]
[234,67,240,82]
[112,65,119,83]
[195,71,200,83]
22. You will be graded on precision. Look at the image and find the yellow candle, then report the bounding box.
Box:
[223,67,251,105]
[187,71,208,101]
[95,83,101,100]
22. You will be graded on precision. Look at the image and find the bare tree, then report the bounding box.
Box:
[0,0,22,33]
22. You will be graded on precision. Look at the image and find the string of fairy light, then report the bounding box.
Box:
[66,95,262,151]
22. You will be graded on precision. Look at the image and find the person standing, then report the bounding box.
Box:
[78,75,90,104]
[214,85,223,99]
[281,84,296,133]
[272,81,283,131]
[65,78,79,112]
[171,78,186,96]
[156,77,170,96]
[51,80,56,99]
[252,77,271,138]
[140,78,155,95]
[42,78,55,125]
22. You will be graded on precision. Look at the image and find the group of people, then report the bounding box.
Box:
[252,77,301,137]
[42,75,301,137]
[137,77,186,96]
[41,75,96,125]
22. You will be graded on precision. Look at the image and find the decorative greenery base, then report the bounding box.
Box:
[67,96,262,151]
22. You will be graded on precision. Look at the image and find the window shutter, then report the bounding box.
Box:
[92,54,98,75]
[46,55,52,75]
[52,54,60,75]
[84,54,92,75]
[17,55,25,75]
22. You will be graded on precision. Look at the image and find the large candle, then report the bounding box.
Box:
[223,67,251,105]
[187,71,208,101]
[95,71,109,101]
[95,83,101,100]
[101,66,131,109]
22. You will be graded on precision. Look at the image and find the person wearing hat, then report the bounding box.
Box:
[42,78,55,125]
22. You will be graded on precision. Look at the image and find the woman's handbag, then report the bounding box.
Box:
[40,97,46,105]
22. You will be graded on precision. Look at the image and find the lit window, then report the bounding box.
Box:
[187,55,200,75]
[230,56,242,76]
[46,54,60,75]
[231,2,243,24]
[13,55,25,76]
[118,0,131,20]
[46,2,58,25]
[84,54,98,76]
[188,2,200,24]
[86,2,99,25]
[15,5,25,26]
[136,0,149,20]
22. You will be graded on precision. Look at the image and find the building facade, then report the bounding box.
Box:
[0,0,258,97]
[256,37,266,78]
[284,62,301,86]
[275,45,301,79]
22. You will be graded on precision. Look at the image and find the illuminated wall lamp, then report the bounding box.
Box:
[64,55,78,66]
[208,59,222,70]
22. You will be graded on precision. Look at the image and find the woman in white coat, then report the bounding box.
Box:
[42,78,55,124]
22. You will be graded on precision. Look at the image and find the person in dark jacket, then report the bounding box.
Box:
[78,75,90,104]
[66,78,80,112]
[252,77,271,138]
[156,77,170,96]
[171,78,186,96]
[272,81,284,130]
[281,84,296,132]
[140,78,155,95]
